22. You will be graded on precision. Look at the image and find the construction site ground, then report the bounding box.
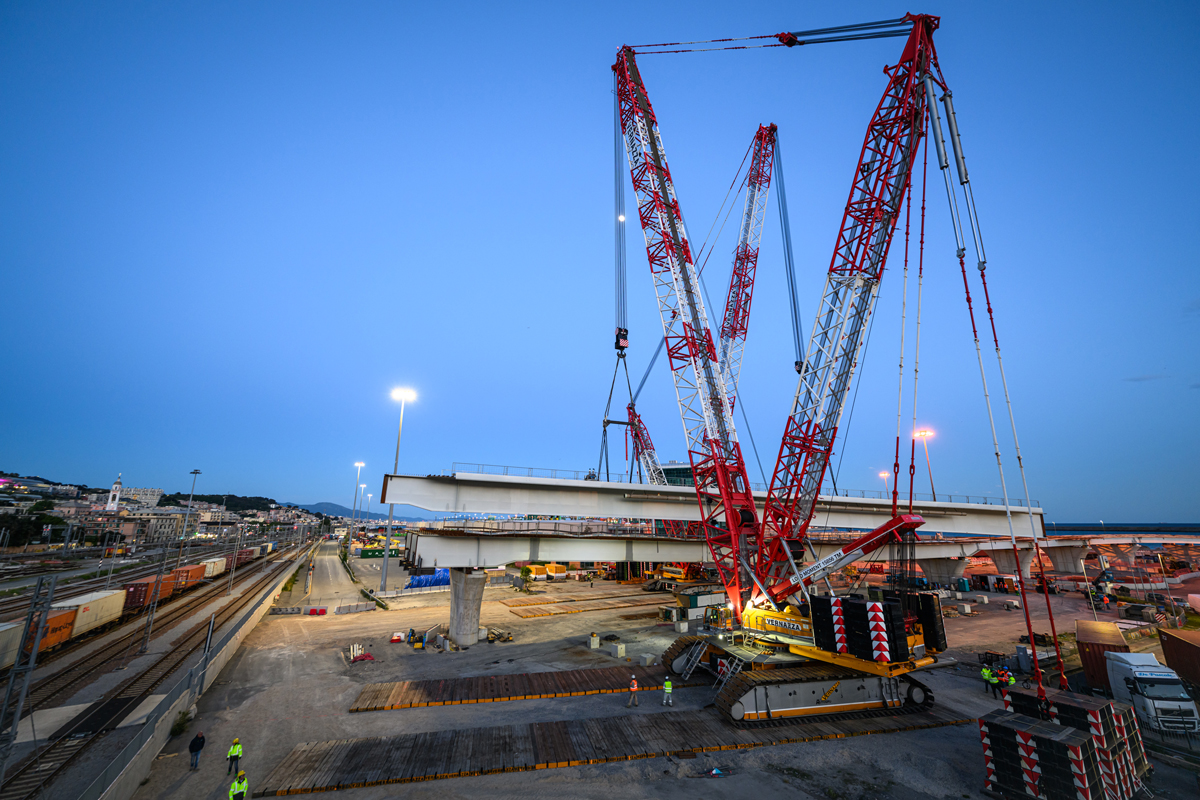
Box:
[130,548,1200,800]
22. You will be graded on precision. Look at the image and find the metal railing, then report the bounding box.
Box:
[1140,723,1200,755]
[447,462,1039,509]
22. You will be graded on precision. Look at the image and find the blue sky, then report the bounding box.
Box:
[2,2,1197,522]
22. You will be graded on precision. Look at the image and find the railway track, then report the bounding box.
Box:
[0,545,309,800]
[0,539,285,620]
[16,546,301,716]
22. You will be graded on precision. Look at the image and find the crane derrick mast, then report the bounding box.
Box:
[757,15,942,605]
[625,403,667,485]
[718,123,777,410]
[613,47,762,612]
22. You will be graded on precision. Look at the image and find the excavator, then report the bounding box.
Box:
[613,15,956,724]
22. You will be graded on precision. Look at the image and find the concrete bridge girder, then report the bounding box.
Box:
[1098,544,1140,566]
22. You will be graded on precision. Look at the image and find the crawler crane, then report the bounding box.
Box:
[615,15,953,723]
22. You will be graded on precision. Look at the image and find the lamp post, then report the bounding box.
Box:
[349,463,364,547]
[382,387,416,592]
[914,429,937,501]
[878,471,889,498]
[356,484,366,540]
[175,470,201,569]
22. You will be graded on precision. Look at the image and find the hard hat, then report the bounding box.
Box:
[233,737,240,743]
[238,770,246,777]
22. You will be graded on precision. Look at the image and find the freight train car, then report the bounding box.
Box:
[51,590,125,637]
[123,574,178,612]
[171,564,207,591]
[200,557,227,577]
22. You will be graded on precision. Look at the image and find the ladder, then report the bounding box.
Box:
[713,655,746,696]
[679,643,707,680]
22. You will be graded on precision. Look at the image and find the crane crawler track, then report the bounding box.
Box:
[714,669,935,728]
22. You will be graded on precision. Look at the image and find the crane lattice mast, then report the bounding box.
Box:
[757,15,943,604]
[613,47,763,611]
[718,123,777,411]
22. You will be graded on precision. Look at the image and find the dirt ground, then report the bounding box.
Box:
[130,549,1200,800]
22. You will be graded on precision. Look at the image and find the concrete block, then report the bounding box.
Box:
[954,592,963,601]
[958,604,972,614]
[588,634,600,649]
[610,643,626,658]
[479,626,488,640]
[975,595,989,604]
[1006,599,1021,610]
[674,621,688,633]
[640,654,654,667]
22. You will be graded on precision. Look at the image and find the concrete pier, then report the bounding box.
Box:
[449,568,486,646]
[1043,545,1088,575]
[917,557,968,586]
[988,547,1034,579]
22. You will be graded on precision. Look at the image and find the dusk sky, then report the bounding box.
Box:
[2,2,1197,523]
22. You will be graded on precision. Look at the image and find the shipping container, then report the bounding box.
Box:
[52,590,125,637]
[235,548,255,567]
[124,574,177,612]
[171,564,207,592]
[200,557,226,578]
[1076,620,1130,692]
[0,622,21,671]
[546,563,566,575]
[1158,628,1200,689]
[36,609,76,652]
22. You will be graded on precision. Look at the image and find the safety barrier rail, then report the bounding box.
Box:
[445,462,1039,508]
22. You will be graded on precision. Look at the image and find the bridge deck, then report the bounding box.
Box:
[255,706,972,795]
[508,594,665,618]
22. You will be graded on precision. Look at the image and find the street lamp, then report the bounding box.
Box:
[382,387,416,592]
[914,430,937,501]
[878,471,889,497]
[176,469,201,569]
[349,462,364,546]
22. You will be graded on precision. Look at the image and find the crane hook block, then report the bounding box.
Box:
[615,327,629,351]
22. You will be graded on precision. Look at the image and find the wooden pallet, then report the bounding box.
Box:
[509,594,665,618]
[350,665,695,712]
[501,588,650,607]
[255,706,973,795]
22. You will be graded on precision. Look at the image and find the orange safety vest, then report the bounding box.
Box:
[629,679,638,692]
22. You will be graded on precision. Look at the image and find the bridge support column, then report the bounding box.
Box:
[449,568,486,647]
[916,557,967,587]
[988,548,1034,579]
[1044,546,1088,575]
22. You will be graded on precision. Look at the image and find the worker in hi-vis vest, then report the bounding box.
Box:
[229,770,248,800]
[626,674,639,708]
[662,677,673,707]
[227,737,243,775]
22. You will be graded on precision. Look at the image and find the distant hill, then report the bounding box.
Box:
[160,493,278,513]
[285,502,436,521]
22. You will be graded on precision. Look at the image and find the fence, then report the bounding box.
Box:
[76,543,316,800]
[1140,723,1200,756]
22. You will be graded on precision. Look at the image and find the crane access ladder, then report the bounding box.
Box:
[713,655,746,697]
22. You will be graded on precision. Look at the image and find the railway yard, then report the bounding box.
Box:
[106,544,1198,800]
[0,539,310,799]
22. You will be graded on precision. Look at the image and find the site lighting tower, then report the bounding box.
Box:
[349,462,364,546]
[914,429,937,501]
[382,387,416,592]
[878,471,889,497]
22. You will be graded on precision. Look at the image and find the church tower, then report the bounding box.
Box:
[105,474,123,511]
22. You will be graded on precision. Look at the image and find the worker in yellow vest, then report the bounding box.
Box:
[626,674,639,708]
[662,677,673,707]
[229,770,248,800]
[227,737,243,775]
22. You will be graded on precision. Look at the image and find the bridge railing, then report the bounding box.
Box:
[447,463,1039,509]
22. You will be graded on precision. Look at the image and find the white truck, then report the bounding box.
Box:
[1106,651,1199,732]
